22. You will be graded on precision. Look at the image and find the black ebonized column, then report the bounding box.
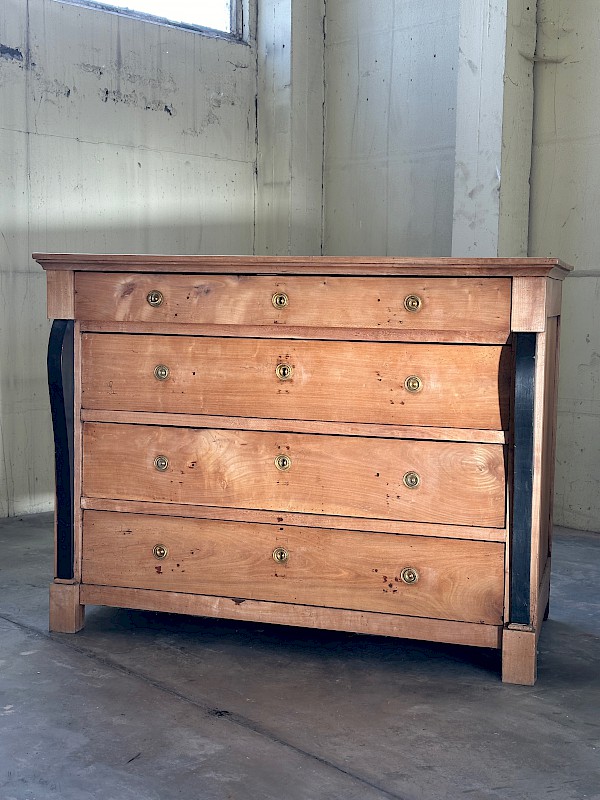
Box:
[48,320,75,580]
[511,332,536,625]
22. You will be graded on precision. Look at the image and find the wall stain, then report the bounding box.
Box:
[38,79,72,100]
[80,62,105,78]
[1,42,35,70]
[0,44,23,62]
[100,87,177,115]
[226,60,249,70]
[2,42,73,104]
[182,111,221,137]
[80,61,177,92]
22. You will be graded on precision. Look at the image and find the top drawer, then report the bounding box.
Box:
[75,273,511,340]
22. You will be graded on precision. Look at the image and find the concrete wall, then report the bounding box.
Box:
[529,0,600,531]
[452,0,537,258]
[255,0,325,255]
[323,0,460,256]
[0,0,256,516]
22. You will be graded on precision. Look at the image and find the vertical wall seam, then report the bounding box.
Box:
[288,4,293,257]
[0,414,11,517]
[253,0,260,255]
[320,0,327,255]
[384,2,396,256]
[527,0,542,257]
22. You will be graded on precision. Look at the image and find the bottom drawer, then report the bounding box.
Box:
[82,511,504,625]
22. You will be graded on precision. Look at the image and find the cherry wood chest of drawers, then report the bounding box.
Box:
[36,254,571,684]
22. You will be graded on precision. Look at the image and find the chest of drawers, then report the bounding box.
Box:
[36,254,571,684]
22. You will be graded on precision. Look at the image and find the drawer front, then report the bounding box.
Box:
[82,334,510,430]
[82,423,506,527]
[82,511,505,624]
[75,273,511,335]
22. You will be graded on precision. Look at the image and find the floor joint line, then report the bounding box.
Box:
[0,610,407,800]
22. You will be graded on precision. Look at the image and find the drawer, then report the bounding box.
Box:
[82,334,510,430]
[75,273,511,337]
[82,511,505,624]
[82,423,506,527]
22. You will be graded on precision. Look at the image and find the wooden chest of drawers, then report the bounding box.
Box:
[36,254,571,684]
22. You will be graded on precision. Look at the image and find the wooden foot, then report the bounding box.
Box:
[502,626,537,685]
[49,582,85,633]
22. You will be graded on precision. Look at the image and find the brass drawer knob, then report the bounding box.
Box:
[274,454,292,471]
[147,290,164,307]
[400,567,419,584]
[403,471,420,489]
[154,364,170,381]
[153,544,169,560]
[275,363,293,381]
[404,294,422,312]
[272,291,289,309]
[273,546,289,564]
[404,375,423,393]
[154,455,169,472]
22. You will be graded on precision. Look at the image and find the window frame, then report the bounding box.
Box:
[55,0,245,42]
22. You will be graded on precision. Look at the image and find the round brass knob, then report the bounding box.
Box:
[404,375,423,393]
[273,546,289,564]
[153,544,169,560]
[275,363,293,381]
[272,291,289,309]
[274,454,292,471]
[147,290,164,307]
[400,567,419,584]
[154,455,169,472]
[404,294,422,312]
[154,364,170,381]
[403,471,420,489]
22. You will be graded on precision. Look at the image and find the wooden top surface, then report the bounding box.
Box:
[33,253,573,279]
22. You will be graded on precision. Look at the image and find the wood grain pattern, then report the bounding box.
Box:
[74,273,512,334]
[46,270,75,319]
[81,498,507,542]
[81,334,511,430]
[49,582,84,633]
[82,511,505,624]
[34,253,573,278]
[528,328,546,627]
[82,423,506,527]
[39,254,569,682]
[79,320,511,345]
[546,279,563,318]
[530,316,561,629]
[511,277,565,332]
[511,277,547,332]
[537,318,558,601]
[81,410,506,445]
[501,625,537,685]
[79,584,502,649]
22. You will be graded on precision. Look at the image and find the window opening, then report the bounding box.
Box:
[61,0,239,37]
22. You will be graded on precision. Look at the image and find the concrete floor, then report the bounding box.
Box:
[0,514,598,800]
